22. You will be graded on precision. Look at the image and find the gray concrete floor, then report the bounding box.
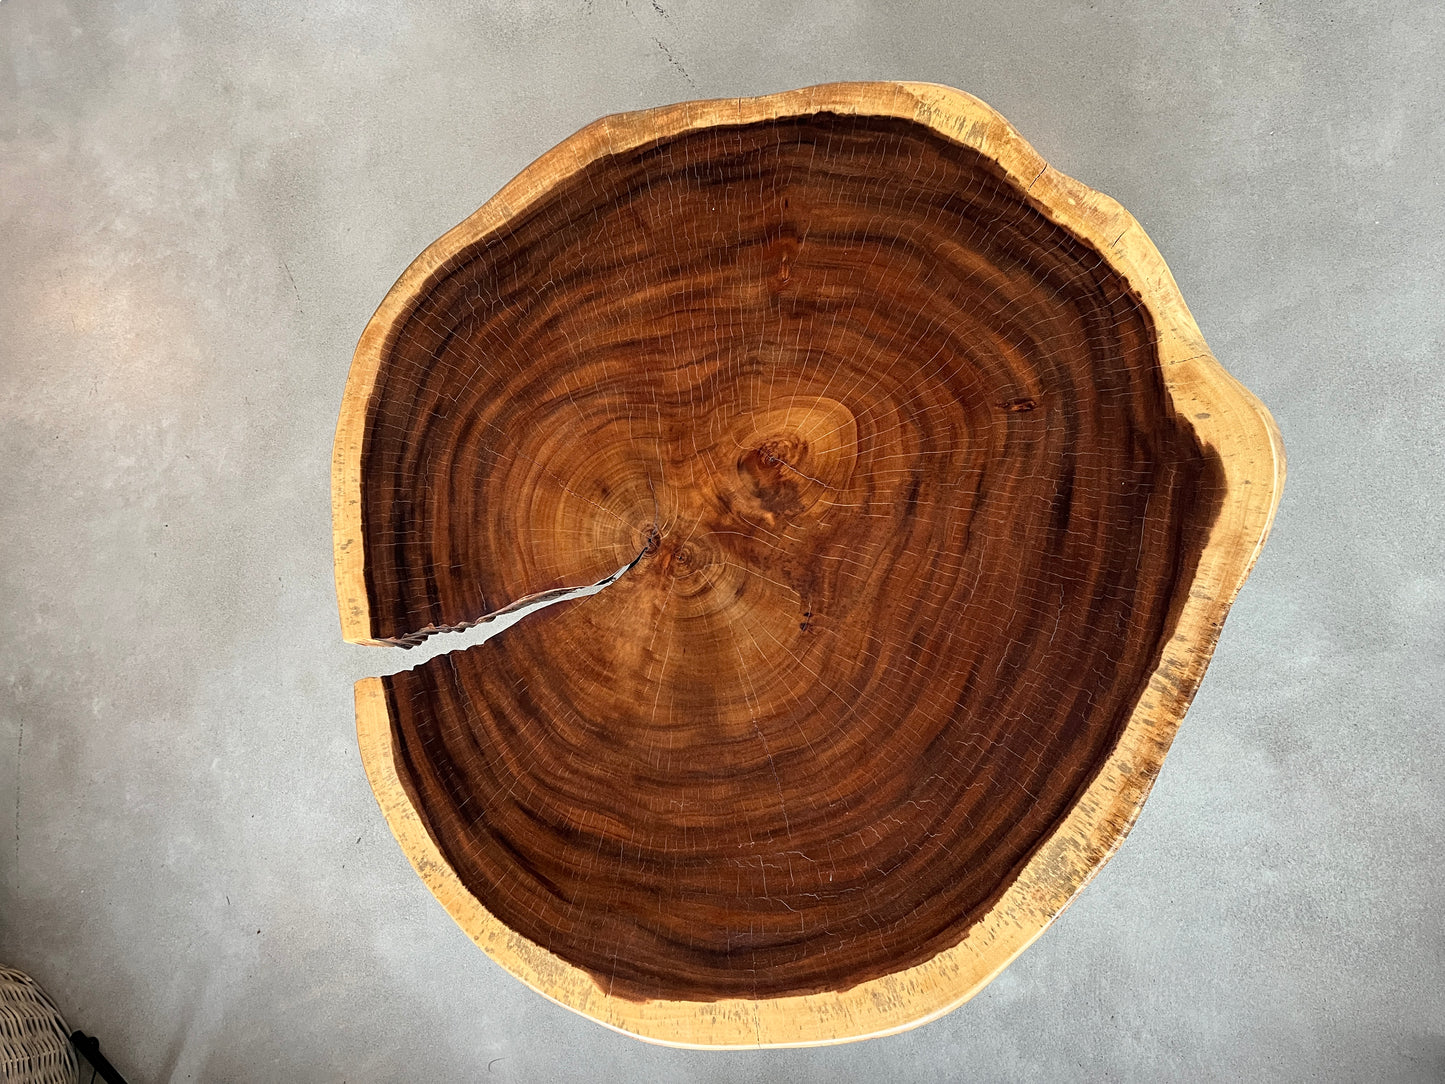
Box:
[2,1,1441,1081]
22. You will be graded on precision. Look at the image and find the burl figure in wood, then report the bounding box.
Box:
[332,83,1284,1046]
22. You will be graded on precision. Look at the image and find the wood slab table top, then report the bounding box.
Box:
[332,81,1285,1047]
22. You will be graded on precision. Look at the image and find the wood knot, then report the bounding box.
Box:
[999,397,1038,413]
[737,439,807,516]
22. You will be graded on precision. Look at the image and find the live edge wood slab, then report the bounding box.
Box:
[332,82,1284,1047]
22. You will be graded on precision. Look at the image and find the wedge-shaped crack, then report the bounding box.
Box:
[364,544,650,673]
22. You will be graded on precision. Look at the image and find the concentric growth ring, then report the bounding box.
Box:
[333,82,1284,1046]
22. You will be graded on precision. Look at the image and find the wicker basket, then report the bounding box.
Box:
[0,967,76,1084]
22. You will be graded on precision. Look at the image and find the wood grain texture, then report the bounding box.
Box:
[334,82,1284,1047]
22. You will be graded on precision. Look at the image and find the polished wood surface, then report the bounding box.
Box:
[334,82,1284,1046]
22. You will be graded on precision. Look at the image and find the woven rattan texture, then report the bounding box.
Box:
[0,968,76,1084]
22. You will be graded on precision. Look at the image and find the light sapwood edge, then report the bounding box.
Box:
[337,81,1286,1047]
